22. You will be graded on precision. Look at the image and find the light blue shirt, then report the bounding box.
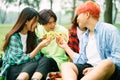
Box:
[73,21,120,70]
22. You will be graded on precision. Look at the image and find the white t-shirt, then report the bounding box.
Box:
[77,27,85,49]
[86,34,102,66]
[19,33,27,53]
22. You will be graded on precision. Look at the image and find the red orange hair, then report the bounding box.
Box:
[76,1,100,19]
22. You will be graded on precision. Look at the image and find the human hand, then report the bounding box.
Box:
[56,33,67,49]
[82,67,93,75]
[40,31,56,41]
[39,36,52,48]
[40,31,68,41]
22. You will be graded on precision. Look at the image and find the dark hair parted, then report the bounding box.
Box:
[3,7,39,53]
[38,9,57,25]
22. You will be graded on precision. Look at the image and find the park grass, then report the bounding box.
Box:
[114,24,120,29]
[0,23,120,55]
[0,24,13,55]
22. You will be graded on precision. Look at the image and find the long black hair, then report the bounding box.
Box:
[3,7,39,53]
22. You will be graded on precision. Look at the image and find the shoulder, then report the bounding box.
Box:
[10,33,20,40]
[9,33,21,45]
[103,23,117,30]
[96,22,120,41]
[36,24,46,37]
[37,25,44,30]
[102,23,119,35]
[96,21,118,34]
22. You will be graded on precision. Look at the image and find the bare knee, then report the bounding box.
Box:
[60,62,78,80]
[17,72,29,80]
[97,59,115,78]
[61,62,78,74]
[32,72,43,80]
[61,62,75,70]
[100,59,115,71]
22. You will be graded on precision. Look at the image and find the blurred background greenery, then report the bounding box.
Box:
[0,0,120,54]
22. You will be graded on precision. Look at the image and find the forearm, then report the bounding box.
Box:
[29,43,42,58]
[63,44,75,60]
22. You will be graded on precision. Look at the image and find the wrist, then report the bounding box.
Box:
[63,44,69,50]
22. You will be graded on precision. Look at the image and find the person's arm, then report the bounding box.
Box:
[107,29,120,67]
[56,35,75,60]
[5,34,51,64]
[29,38,52,58]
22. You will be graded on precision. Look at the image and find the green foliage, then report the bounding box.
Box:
[5,0,41,10]
[114,24,120,29]
[0,24,13,53]
[6,0,15,3]
[0,9,7,24]
[23,0,40,9]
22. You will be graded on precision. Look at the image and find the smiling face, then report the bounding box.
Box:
[43,17,56,32]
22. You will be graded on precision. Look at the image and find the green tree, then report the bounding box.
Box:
[113,0,119,24]
[50,0,53,10]
[0,9,7,24]
[5,0,41,10]
[71,0,76,21]
[104,0,112,24]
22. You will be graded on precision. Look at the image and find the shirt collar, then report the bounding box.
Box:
[94,20,102,32]
[84,20,102,36]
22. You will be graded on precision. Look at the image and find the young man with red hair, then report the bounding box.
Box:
[56,1,120,80]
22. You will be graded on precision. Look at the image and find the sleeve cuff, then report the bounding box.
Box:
[73,52,80,63]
